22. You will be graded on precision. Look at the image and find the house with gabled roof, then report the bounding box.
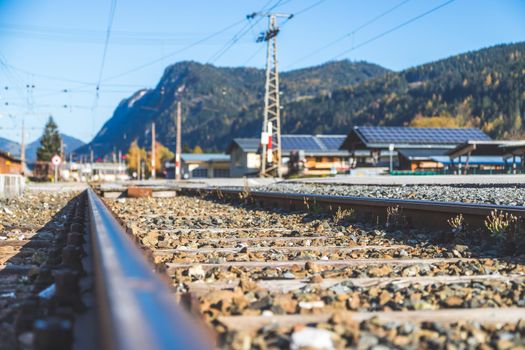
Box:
[226,134,350,177]
[340,126,493,170]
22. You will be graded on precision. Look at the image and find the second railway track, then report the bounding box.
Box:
[106,187,525,349]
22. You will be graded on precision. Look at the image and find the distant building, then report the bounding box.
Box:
[226,138,260,177]
[340,126,492,171]
[0,150,22,175]
[444,140,525,174]
[166,153,231,179]
[226,135,349,177]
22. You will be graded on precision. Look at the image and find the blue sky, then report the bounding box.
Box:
[0,0,524,145]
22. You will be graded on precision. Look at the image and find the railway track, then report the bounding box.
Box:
[2,186,525,349]
[108,187,525,349]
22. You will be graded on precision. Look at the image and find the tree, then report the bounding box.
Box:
[410,115,460,128]
[126,140,147,175]
[192,145,203,154]
[148,142,174,175]
[37,116,62,162]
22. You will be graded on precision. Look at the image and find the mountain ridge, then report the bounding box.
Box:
[0,134,85,162]
[79,42,525,156]
[76,60,389,155]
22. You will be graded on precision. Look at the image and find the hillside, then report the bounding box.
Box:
[0,134,85,162]
[256,42,525,139]
[76,60,388,155]
[79,42,525,155]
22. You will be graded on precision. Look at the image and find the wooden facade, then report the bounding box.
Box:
[0,151,22,175]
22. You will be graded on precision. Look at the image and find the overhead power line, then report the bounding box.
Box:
[286,0,412,69]
[0,23,252,45]
[240,0,330,66]
[100,18,246,82]
[207,0,286,64]
[331,0,457,60]
[96,0,117,90]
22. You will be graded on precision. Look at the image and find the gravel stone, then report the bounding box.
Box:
[259,183,525,206]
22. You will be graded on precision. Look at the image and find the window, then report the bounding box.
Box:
[191,168,208,178]
[213,168,230,178]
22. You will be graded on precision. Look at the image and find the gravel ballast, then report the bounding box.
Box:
[107,195,525,349]
[259,182,525,206]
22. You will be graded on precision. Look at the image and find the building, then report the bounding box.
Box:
[226,135,349,177]
[166,153,231,179]
[444,140,525,174]
[340,126,492,171]
[282,135,349,176]
[0,150,22,175]
[226,138,261,177]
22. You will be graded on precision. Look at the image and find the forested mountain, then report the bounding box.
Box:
[79,42,525,155]
[76,60,388,155]
[277,42,525,138]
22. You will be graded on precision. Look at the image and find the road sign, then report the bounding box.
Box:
[51,154,62,167]
[51,154,61,183]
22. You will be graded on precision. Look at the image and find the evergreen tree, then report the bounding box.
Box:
[36,116,62,162]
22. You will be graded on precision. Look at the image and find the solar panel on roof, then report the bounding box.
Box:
[281,136,322,151]
[357,127,491,145]
[317,136,346,150]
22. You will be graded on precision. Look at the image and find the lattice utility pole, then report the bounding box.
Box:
[257,13,291,178]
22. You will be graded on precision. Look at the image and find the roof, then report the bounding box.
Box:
[226,138,260,154]
[448,140,525,158]
[180,153,230,163]
[397,148,450,160]
[227,135,348,155]
[0,149,21,163]
[342,126,492,149]
[281,135,347,153]
[432,155,522,166]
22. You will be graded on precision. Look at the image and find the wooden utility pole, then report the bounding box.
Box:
[118,150,122,177]
[20,118,25,175]
[151,122,156,179]
[175,101,182,181]
[137,148,141,180]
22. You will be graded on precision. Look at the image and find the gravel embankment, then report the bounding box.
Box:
[107,195,525,349]
[0,191,78,348]
[259,182,525,206]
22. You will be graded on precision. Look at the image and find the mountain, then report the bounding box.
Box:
[80,42,525,156]
[268,42,525,138]
[0,137,20,156]
[25,134,86,162]
[0,134,85,162]
[76,60,388,155]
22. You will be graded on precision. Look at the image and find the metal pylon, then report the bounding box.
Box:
[260,14,284,178]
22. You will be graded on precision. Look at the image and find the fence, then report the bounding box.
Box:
[0,175,25,198]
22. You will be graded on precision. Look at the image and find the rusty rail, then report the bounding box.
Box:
[179,187,525,230]
[86,188,213,350]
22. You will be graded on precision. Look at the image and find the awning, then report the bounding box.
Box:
[431,155,522,166]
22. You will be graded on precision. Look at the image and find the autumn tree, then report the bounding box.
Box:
[126,141,147,176]
[410,115,460,128]
[37,116,62,162]
[192,145,203,154]
[148,142,174,175]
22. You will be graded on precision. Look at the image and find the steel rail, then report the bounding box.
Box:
[180,188,525,230]
[86,188,213,350]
